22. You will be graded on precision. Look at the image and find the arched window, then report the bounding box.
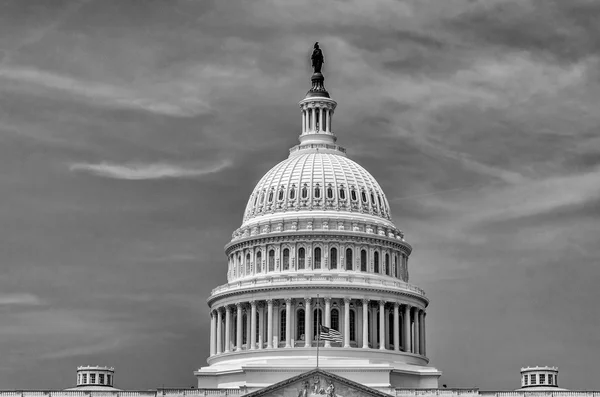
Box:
[350,310,356,341]
[345,248,353,270]
[351,188,357,201]
[297,309,305,341]
[260,191,265,203]
[361,190,368,203]
[314,247,321,269]
[278,189,284,201]
[290,185,296,200]
[268,190,274,202]
[327,185,333,199]
[313,308,322,341]
[314,184,321,199]
[330,248,337,269]
[331,308,339,331]
[374,252,380,273]
[256,251,262,273]
[394,255,399,278]
[385,254,390,275]
[283,248,290,271]
[254,194,258,206]
[371,193,376,205]
[339,187,346,200]
[280,309,286,341]
[298,248,305,270]
[378,195,383,208]
[360,250,367,272]
[302,184,308,199]
[246,253,251,274]
[268,250,275,272]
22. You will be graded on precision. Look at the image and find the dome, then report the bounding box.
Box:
[242,150,392,227]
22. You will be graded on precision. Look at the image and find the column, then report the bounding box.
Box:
[423,312,427,356]
[250,301,257,350]
[379,301,386,350]
[258,302,264,350]
[285,298,292,348]
[419,310,425,355]
[393,303,400,352]
[318,108,323,131]
[216,308,223,355]
[210,311,216,356]
[344,298,351,348]
[236,303,243,352]
[403,304,411,353]
[384,306,390,349]
[245,306,251,350]
[224,306,231,353]
[362,299,369,348]
[312,108,316,131]
[302,110,306,133]
[324,298,331,348]
[267,299,274,349]
[414,307,420,355]
[304,298,312,347]
[327,110,331,132]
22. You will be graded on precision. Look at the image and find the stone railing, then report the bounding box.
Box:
[210,272,426,297]
[396,389,480,397]
[288,143,347,154]
[396,391,600,397]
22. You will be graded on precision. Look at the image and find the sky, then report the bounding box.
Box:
[0,0,599,391]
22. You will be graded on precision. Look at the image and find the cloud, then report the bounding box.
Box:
[0,293,44,306]
[69,160,231,180]
[0,66,210,117]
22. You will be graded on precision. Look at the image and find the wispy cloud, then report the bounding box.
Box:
[0,293,44,306]
[0,66,210,117]
[69,160,231,180]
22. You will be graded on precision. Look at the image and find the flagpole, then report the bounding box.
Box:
[316,294,320,369]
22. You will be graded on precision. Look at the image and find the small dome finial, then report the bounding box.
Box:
[306,42,329,98]
[311,42,324,74]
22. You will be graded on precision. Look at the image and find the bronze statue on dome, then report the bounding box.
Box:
[311,42,324,74]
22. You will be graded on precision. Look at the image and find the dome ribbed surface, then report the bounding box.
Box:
[242,152,392,225]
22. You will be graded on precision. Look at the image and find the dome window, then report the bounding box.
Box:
[360,250,367,272]
[268,190,274,203]
[253,194,258,206]
[371,193,376,205]
[246,253,251,274]
[260,191,265,203]
[327,185,333,199]
[289,185,296,200]
[345,248,353,270]
[385,253,390,275]
[314,184,321,199]
[314,247,321,269]
[361,190,368,203]
[350,188,357,202]
[256,251,262,273]
[339,188,346,200]
[298,247,306,269]
[268,250,275,272]
[374,251,380,273]
[377,195,382,208]
[302,184,308,199]
[330,247,337,269]
[282,248,290,270]
[278,189,284,201]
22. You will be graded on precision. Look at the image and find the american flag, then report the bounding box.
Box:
[319,325,343,342]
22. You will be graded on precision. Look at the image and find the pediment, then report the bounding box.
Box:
[244,369,391,397]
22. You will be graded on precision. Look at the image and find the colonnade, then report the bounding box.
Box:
[302,106,332,133]
[209,297,426,358]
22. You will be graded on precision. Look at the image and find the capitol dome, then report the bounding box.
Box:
[196,45,439,392]
[242,151,393,226]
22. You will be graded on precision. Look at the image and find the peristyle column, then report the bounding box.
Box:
[236,303,243,351]
[362,299,369,348]
[403,304,411,353]
[267,299,273,349]
[394,302,400,352]
[422,312,427,356]
[379,301,386,350]
[304,298,311,347]
[258,302,264,350]
[250,301,257,350]
[324,298,331,348]
[216,308,223,355]
[210,311,216,356]
[285,298,292,348]
[414,307,420,355]
[344,298,351,348]
[224,306,231,353]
